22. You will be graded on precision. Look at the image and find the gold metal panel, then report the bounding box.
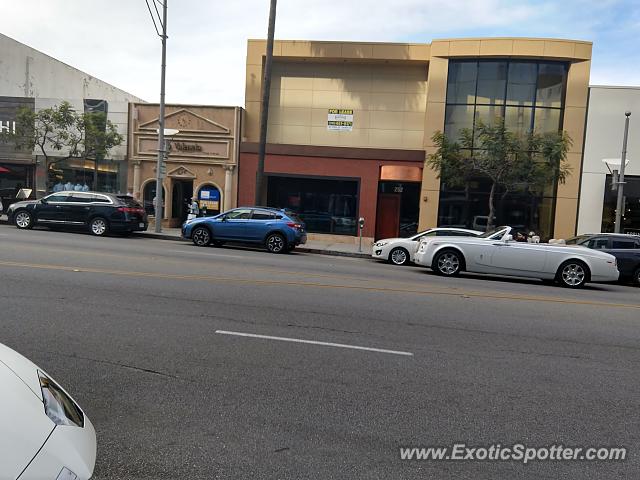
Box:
[380,165,423,182]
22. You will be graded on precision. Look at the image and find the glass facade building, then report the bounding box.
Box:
[438,60,568,238]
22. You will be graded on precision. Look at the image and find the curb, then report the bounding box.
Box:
[142,233,188,242]
[141,232,371,259]
[294,247,371,259]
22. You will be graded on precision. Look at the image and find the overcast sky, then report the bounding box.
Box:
[1,0,639,105]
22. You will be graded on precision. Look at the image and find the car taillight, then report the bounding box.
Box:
[118,207,145,214]
[286,222,302,229]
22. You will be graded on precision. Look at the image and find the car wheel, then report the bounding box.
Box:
[633,268,640,287]
[433,249,463,276]
[14,210,33,229]
[192,226,211,247]
[389,247,410,266]
[89,217,109,236]
[556,260,589,288]
[266,233,286,253]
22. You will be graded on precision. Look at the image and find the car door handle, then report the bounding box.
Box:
[492,243,507,246]
[56,205,62,208]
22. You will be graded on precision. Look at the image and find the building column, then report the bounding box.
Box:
[223,165,235,211]
[132,161,141,199]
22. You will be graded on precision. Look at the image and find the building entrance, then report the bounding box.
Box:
[171,180,193,224]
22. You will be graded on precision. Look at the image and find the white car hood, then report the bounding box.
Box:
[0,342,43,400]
[376,238,405,244]
[0,360,54,479]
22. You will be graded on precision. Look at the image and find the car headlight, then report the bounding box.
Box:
[375,241,388,247]
[38,371,84,427]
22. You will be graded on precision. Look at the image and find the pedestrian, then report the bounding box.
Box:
[187,197,199,221]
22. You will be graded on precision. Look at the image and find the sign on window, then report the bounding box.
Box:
[327,109,353,131]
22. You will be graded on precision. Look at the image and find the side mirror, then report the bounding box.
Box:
[40,198,48,205]
[220,215,227,222]
[504,234,513,242]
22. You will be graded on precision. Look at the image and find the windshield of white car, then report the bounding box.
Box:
[478,227,508,239]
[565,235,589,245]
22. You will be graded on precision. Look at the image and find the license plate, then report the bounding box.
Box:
[139,222,145,228]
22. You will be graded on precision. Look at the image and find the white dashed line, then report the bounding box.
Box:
[215,330,414,356]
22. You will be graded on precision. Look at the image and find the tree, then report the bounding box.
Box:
[428,119,572,231]
[0,101,123,191]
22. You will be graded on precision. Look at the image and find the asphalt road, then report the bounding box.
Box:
[1,224,639,479]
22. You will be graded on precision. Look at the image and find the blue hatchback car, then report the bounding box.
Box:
[182,207,307,253]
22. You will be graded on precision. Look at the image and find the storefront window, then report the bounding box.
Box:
[602,175,640,234]
[45,157,125,194]
[267,175,358,235]
[439,59,568,238]
[197,185,221,216]
[0,163,34,210]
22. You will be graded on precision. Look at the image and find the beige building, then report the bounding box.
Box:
[240,38,592,241]
[128,103,241,227]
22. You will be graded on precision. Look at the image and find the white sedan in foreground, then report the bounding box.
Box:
[0,342,96,479]
[372,227,482,266]
[414,226,619,288]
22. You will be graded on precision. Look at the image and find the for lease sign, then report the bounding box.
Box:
[327,108,353,131]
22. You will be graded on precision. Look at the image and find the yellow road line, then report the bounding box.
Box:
[0,259,638,310]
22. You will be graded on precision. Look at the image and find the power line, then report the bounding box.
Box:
[144,0,162,37]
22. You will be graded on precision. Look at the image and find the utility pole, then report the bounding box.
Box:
[614,111,631,233]
[154,0,168,232]
[255,0,277,205]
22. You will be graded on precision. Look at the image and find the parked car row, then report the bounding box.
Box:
[4,193,640,287]
[373,226,638,288]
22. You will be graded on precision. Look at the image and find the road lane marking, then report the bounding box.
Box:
[215,330,414,356]
[0,259,638,310]
[170,250,245,259]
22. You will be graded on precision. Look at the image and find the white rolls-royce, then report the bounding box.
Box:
[414,226,619,288]
[371,227,482,266]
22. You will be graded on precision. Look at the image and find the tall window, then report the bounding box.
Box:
[439,60,568,239]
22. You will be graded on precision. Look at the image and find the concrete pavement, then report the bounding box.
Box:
[0,224,639,479]
[141,226,373,259]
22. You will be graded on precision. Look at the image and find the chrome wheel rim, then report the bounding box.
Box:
[91,219,107,235]
[15,212,31,228]
[437,252,459,275]
[193,228,210,246]
[561,263,585,286]
[268,235,284,252]
[391,249,407,265]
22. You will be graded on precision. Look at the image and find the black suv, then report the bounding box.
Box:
[566,234,640,286]
[7,191,148,236]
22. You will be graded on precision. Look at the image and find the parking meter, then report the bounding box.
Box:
[358,217,365,252]
[358,217,365,230]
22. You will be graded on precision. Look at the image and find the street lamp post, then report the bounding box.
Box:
[255,0,277,205]
[154,0,168,233]
[614,111,632,233]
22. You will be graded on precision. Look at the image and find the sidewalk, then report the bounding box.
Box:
[0,215,371,259]
[142,228,372,259]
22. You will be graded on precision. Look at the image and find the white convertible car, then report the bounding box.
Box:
[414,226,619,288]
[371,227,482,266]
[0,342,96,479]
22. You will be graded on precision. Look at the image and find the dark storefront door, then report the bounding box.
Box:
[375,194,401,240]
[171,180,193,224]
